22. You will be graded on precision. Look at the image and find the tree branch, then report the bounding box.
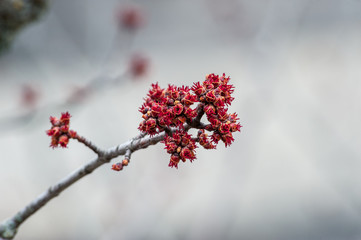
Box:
[74,135,105,156]
[0,132,165,240]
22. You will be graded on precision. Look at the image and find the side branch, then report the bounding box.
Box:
[74,135,105,156]
[0,132,162,240]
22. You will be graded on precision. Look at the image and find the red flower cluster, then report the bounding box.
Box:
[192,73,242,147]
[163,131,197,168]
[197,129,217,149]
[139,73,242,168]
[46,112,77,148]
[138,84,198,135]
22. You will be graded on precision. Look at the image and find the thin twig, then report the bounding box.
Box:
[74,135,105,156]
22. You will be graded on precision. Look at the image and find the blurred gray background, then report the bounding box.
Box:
[1,0,361,239]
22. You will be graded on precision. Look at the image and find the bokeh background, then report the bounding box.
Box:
[1,0,361,239]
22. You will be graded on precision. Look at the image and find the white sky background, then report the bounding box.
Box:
[1,0,361,239]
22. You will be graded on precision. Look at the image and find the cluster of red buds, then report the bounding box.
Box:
[138,73,242,168]
[192,73,242,147]
[164,131,197,168]
[46,112,77,148]
[138,84,198,136]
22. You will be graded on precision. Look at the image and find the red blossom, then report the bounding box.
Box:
[231,122,242,132]
[198,130,216,149]
[182,94,197,106]
[168,85,179,99]
[50,116,59,126]
[46,127,60,137]
[208,117,221,128]
[117,5,144,31]
[219,123,231,134]
[204,104,216,116]
[60,125,69,133]
[169,154,181,168]
[181,135,190,146]
[58,135,69,148]
[151,103,162,115]
[221,133,235,147]
[129,54,149,78]
[191,82,205,96]
[173,103,184,115]
[165,142,178,154]
[217,108,228,121]
[146,118,156,130]
[214,96,225,107]
[172,132,182,145]
[46,112,77,148]
[148,83,164,100]
[162,131,197,168]
[158,116,171,127]
[229,112,239,121]
[184,107,197,119]
[206,90,216,102]
[50,138,58,148]
[60,112,71,125]
[211,132,222,144]
[180,147,195,162]
[138,82,198,135]
[69,130,77,138]
[139,73,241,168]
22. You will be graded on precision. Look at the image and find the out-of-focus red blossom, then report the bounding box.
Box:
[46,112,77,148]
[58,135,69,147]
[117,5,144,31]
[69,130,77,138]
[129,54,149,78]
[139,73,242,168]
[60,112,71,125]
[21,84,40,108]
